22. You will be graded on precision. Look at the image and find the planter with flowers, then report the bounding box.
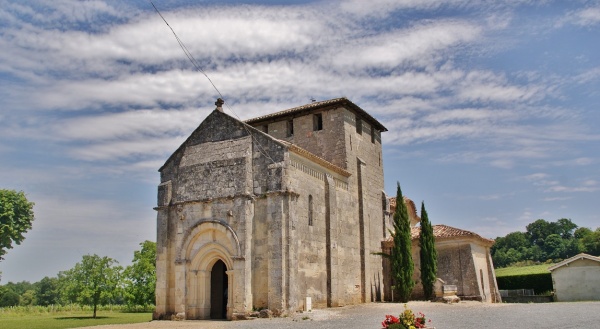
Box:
[381,304,434,329]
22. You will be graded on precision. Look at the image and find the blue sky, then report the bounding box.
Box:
[1,0,599,283]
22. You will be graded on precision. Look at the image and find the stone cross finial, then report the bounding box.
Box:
[215,98,224,112]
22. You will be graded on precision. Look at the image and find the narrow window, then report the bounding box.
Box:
[356,116,362,135]
[313,113,323,131]
[308,195,314,226]
[287,119,294,137]
[371,128,376,143]
[262,125,269,134]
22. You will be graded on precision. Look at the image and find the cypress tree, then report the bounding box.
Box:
[391,182,414,302]
[419,201,437,300]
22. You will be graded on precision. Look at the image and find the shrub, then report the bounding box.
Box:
[496,273,553,294]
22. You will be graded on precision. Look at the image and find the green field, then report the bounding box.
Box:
[495,264,551,277]
[0,310,151,329]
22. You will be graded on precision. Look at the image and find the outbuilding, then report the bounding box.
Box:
[548,253,600,302]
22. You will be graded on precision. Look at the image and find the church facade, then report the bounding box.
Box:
[154,98,390,320]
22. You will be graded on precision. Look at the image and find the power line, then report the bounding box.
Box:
[148,0,278,166]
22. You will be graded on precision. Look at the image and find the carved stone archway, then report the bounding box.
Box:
[180,220,240,320]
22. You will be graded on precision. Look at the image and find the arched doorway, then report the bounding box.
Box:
[210,259,228,319]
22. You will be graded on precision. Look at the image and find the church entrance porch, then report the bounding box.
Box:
[177,220,242,320]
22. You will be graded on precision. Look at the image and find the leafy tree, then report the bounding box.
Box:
[574,227,593,240]
[59,254,122,318]
[581,228,600,256]
[554,218,578,239]
[0,189,35,260]
[123,240,156,307]
[36,276,61,306]
[493,232,529,251]
[391,182,414,302]
[19,289,36,306]
[526,219,553,247]
[419,201,436,300]
[543,234,566,260]
[0,286,20,307]
[493,218,587,267]
[522,245,544,262]
[4,280,35,296]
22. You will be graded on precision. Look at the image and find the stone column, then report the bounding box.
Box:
[197,270,210,318]
[243,199,254,312]
[226,269,235,319]
[186,270,198,319]
[356,158,370,303]
[325,175,339,306]
[284,192,298,312]
[266,194,284,313]
[154,210,169,319]
[174,261,187,318]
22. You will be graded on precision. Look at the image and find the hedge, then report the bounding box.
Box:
[496,273,553,294]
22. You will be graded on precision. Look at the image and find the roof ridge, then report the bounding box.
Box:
[244,97,387,132]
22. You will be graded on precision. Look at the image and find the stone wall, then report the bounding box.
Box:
[155,110,288,320]
[156,101,389,320]
[248,104,387,304]
[341,108,386,303]
[382,239,499,302]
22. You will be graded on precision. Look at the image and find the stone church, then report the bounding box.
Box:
[154,98,390,320]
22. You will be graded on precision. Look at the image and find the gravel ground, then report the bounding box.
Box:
[81,301,600,329]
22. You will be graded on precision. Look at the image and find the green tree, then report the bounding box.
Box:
[4,280,35,295]
[0,286,20,307]
[494,232,529,251]
[543,234,566,260]
[574,227,593,240]
[123,240,156,308]
[59,254,122,318]
[581,228,600,256]
[19,289,37,306]
[36,276,61,306]
[391,182,414,302]
[0,189,35,260]
[419,201,436,300]
[554,218,578,239]
[526,219,553,247]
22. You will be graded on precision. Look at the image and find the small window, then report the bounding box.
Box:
[356,116,362,135]
[287,119,294,137]
[371,128,376,143]
[308,195,313,226]
[313,113,323,131]
[262,125,269,134]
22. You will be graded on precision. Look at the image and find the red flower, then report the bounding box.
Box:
[382,314,400,328]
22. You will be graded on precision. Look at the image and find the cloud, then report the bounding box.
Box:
[524,173,600,193]
[570,6,600,26]
[331,20,481,70]
[338,0,464,18]
[0,0,595,173]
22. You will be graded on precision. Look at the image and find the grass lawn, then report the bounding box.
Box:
[495,264,551,277]
[0,311,152,329]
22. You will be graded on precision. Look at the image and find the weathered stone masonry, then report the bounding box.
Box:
[154,98,389,320]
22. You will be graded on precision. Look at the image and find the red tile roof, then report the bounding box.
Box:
[411,224,494,243]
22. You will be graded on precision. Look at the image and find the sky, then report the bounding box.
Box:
[1,0,599,283]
